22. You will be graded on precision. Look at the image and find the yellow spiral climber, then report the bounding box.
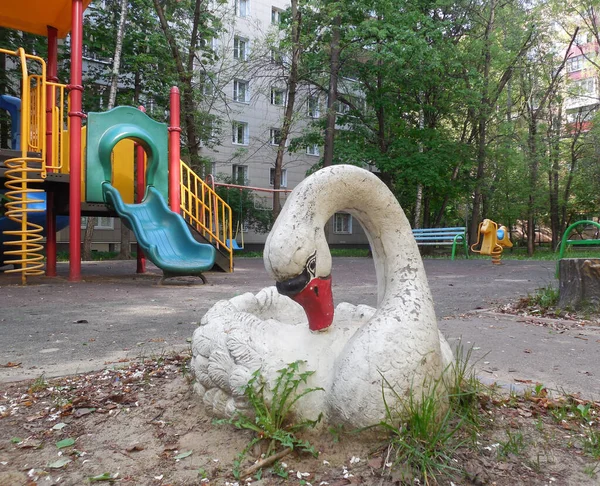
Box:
[3,157,45,284]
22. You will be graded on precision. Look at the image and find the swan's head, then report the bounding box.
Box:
[264,209,334,332]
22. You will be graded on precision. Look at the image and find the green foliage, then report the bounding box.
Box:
[498,430,525,459]
[522,285,560,311]
[375,344,483,483]
[214,175,274,234]
[214,361,323,479]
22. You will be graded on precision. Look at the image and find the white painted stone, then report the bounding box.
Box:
[191,165,453,428]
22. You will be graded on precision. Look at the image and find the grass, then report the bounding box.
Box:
[51,245,600,262]
[214,360,323,479]
[373,344,484,484]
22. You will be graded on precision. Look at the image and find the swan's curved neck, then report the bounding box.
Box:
[267,165,429,312]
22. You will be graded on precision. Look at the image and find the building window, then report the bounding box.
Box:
[270,87,285,106]
[271,7,282,24]
[335,100,350,114]
[270,49,284,65]
[567,55,584,73]
[269,128,282,145]
[333,212,352,234]
[571,77,596,97]
[199,72,214,95]
[306,144,320,156]
[232,121,249,145]
[233,79,249,103]
[81,216,115,230]
[233,36,248,61]
[307,96,320,117]
[232,164,248,184]
[235,0,248,17]
[269,168,287,187]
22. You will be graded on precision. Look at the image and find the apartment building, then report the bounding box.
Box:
[199,0,368,247]
[565,28,599,132]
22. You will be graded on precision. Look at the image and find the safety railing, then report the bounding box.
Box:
[180,161,233,272]
[0,48,48,283]
[46,81,68,172]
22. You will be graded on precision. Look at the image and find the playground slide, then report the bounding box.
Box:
[102,182,216,277]
[0,193,69,266]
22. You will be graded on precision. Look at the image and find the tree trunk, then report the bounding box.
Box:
[558,258,600,310]
[111,0,131,260]
[153,0,204,173]
[272,0,300,220]
[323,15,340,168]
[468,0,495,246]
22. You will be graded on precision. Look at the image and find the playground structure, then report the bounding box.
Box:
[0,0,235,284]
[470,218,513,264]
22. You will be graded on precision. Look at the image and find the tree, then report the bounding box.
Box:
[83,0,130,261]
[152,0,221,176]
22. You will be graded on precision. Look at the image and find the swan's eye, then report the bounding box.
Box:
[306,252,317,278]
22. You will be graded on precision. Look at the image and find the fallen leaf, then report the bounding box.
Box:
[126,444,144,452]
[56,438,76,449]
[52,423,67,431]
[174,450,193,460]
[2,362,22,368]
[89,472,118,482]
[47,458,72,469]
[74,407,96,418]
[368,457,384,469]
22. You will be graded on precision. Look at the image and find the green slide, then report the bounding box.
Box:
[103,182,216,283]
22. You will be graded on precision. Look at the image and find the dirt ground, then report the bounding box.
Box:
[1,258,599,485]
[1,352,599,486]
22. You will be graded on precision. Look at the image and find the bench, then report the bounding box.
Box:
[412,227,469,260]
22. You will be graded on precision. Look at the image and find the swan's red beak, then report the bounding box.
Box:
[291,276,334,331]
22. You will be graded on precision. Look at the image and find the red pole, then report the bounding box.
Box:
[68,0,84,282]
[136,105,146,274]
[45,26,58,277]
[168,87,181,213]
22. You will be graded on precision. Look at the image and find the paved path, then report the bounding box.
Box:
[1,258,598,400]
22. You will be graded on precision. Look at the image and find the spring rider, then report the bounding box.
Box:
[470,219,512,264]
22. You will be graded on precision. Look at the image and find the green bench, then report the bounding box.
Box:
[556,220,600,277]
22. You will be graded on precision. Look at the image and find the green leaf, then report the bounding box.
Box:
[47,457,72,469]
[174,450,193,460]
[56,438,76,449]
[89,472,117,482]
[10,437,22,444]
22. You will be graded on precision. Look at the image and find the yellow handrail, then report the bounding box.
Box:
[180,161,233,272]
[1,47,48,283]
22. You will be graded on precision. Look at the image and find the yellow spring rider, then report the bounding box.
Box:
[470,219,513,264]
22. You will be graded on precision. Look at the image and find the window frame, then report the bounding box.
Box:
[269,127,282,146]
[307,96,320,118]
[233,79,250,103]
[270,87,285,106]
[567,55,584,73]
[80,216,115,230]
[271,6,282,24]
[333,212,352,234]
[232,121,249,145]
[235,0,249,17]
[306,144,320,156]
[269,167,287,187]
[232,164,249,185]
[233,36,249,61]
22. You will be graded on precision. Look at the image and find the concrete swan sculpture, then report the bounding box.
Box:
[191,165,453,429]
